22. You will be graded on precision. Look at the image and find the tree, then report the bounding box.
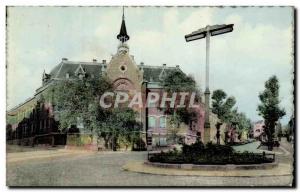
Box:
[98,108,140,151]
[231,110,252,140]
[212,89,253,143]
[54,76,113,133]
[161,70,200,119]
[275,122,283,141]
[54,76,141,150]
[212,89,236,124]
[160,70,200,141]
[283,118,293,142]
[286,115,295,142]
[162,70,197,93]
[257,75,285,150]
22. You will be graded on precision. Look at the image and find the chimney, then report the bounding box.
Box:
[101,61,106,73]
[93,59,97,62]
[140,62,144,72]
[62,58,68,61]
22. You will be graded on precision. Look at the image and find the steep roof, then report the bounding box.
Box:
[47,59,183,83]
[48,60,105,80]
[138,64,182,82]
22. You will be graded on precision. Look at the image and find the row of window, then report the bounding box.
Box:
[152,137,167,146]
[148,116,166,128]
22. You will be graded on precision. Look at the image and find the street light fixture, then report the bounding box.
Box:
[185,24,233,42]
[185,24,234,144]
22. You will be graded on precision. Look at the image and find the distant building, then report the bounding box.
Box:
[253,120,264,138]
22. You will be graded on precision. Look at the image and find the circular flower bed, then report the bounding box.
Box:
[148,141,275,165]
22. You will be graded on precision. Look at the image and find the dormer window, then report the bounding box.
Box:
[78,73,84,80]
[159,65,167,81]
[75,64,86,79]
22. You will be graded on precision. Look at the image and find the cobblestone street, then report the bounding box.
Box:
[6,142,294,187]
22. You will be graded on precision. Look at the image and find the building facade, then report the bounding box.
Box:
[7,11,223,148]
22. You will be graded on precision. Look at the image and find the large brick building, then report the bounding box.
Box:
[7,11,224,148]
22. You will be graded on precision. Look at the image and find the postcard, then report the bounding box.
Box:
[6,6,295,187]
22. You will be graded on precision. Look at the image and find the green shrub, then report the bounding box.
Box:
[149,141,274,165]
[182,140,204,157]
[204,142,234,158]
[66,134,92,146]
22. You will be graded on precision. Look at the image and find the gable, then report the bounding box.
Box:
[106,52,143,91]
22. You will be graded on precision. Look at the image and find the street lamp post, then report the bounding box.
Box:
[185,24,234,144]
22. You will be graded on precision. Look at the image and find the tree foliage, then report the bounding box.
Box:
[275,122,283,138]
[160,70,200,129]
[161,70,198,93]
[53,76,141,150]
[54,76,113,132]
[98,108,141,151]
[211,89,236,123]
[257,75,285,150]
[231,110,252,132]
[212,89,252,140]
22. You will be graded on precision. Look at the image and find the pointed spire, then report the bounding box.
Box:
[117,6,130,43]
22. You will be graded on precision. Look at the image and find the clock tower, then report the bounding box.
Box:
[106,8,143,94]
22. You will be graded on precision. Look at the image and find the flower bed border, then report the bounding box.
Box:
[144,161,278,170]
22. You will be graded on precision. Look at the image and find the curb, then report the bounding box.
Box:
[123,161,292,177]
[144,161,278,170]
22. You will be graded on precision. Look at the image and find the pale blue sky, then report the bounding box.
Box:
[7,6,294,124]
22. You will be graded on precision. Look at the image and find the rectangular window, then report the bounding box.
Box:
[159,137,167,146]
[148,100,157,108]
[152,137,167,146]
[152,137,157,146]
[159,116,166,128]
[148,116,156,128]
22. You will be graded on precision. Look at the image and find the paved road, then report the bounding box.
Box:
[7,150,293,187]
[232,140,294,164]
[233,141,261,153]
